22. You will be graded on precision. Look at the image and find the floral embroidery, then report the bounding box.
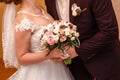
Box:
[16,18,35,32]
[71,3,87,17]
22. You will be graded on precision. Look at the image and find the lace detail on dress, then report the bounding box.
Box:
[16,18,35,32]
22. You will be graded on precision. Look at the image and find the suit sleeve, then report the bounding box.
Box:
[76,0,119,62]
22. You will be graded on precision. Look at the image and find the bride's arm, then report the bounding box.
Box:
[14,14,51,65]
[15,30,64,65]
[15,29,50,65]
[15,14,64,65]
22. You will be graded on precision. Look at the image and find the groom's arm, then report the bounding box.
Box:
[45,0,119,63]
[75,0,119,62]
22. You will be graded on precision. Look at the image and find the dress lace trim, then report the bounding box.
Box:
[17,11,41,17]
[16,18,35,32]
[17,8,49,20]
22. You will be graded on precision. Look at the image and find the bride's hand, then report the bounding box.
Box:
[48,48,64,59]
[48,48,71,63]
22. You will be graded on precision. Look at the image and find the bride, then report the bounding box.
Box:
[1,0,77,80]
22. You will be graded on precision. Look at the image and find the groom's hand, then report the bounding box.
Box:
[67,47,78,59]
[56,47,79,63]
[56,53,70,63]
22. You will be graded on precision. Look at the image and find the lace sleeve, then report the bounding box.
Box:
[15,18,35,32]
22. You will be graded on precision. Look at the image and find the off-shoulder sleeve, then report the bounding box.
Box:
[15,18,35,32]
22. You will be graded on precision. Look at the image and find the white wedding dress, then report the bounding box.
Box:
[8,18,74,80]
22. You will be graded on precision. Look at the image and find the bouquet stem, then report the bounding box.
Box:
[60,47,72,65]
[64,57,72,65]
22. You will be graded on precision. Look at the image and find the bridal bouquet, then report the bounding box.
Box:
[40,20,80,64]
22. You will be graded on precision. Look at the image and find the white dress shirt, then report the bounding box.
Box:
[56,0,70,21]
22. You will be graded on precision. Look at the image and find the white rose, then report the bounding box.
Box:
[75,32,79,37]
[72,4,81,17]
[65,28,70,36]
[72,10,78,17]
[71,37,75,41]
[53,35,59,43]
[53,26,59,34]
[46,23,53,29]
[73,25,77,31]
[71,3,78,11]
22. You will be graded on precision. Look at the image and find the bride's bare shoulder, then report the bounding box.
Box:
[15,11,31,24]
[15,12,35,32]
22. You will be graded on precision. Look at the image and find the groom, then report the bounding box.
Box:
[45,0,120,80]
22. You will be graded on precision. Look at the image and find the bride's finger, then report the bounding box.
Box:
[56,58,63,63]
[60,54,70,60]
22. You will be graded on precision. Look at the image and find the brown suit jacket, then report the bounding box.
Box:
[45,0,120,80]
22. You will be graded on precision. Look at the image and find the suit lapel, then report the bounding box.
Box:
[52,0,59,20]
[70,0,75,22]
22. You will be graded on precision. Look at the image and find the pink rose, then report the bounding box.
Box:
[47,37,55,45]
[60,36,67,42]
